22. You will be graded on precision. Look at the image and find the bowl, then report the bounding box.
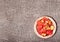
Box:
[34,16,56,39]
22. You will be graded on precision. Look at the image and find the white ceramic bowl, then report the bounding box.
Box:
[34,16,56,39]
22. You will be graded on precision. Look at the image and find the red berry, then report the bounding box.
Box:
[37,20,43,26]
[37,25,43,30]
[39,29,47,34]
[46,30,53,35]
[42,17,49,21]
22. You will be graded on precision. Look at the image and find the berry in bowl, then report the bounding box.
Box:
[34,16,56,39]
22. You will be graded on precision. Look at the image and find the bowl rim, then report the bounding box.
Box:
[34,16,56,39]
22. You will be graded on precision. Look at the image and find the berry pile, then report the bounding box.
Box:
[36,17,54,37]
